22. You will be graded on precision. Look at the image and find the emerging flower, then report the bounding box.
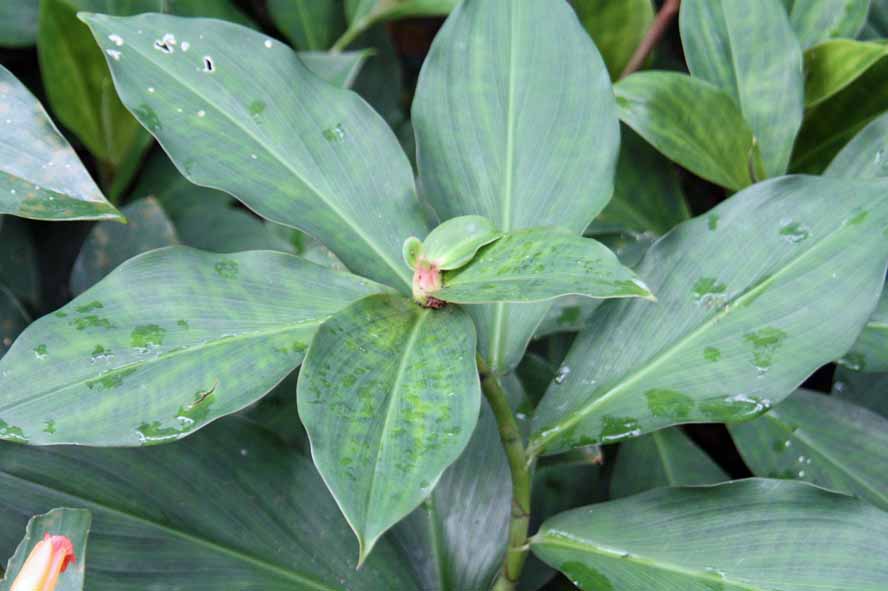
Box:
[10,533,76,591]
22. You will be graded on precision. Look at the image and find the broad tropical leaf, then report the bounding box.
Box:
[0,418,422,590]
[785,0,871,48]
[680,0,803,178]
[0,248,386,445]
[530,176,888,456]
[531,479,888,591]
[730,389,888,510]
[413,0,619,372]
[832,367,888,417]
[825,110,888,179]
[571,0,655,79]
[298,294,480,562]
[804,40,888,107]
[434,228,652,304]
[0,65,120,221]
[610,428,727,498]
[82,13,428,289]
[615,72,760,190]
[268,0,345,50]
[0,508,90,591]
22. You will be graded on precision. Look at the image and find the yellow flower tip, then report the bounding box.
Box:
[10,533,76,591]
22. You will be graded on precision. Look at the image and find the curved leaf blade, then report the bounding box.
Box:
[825,110,888,179]
[832,367,888,417]
[81,12,428,289]
[0,247,385,446]
[298,294,480,562]
[0,287,29,358]
[788,0,871,48]
[531,176,888,455]
[413,0,619,372]
[839,281,888,371]
[531,479,888,591]
[572,0,655,80]
[804,39,888,108]
[0,65,120,221]
[268,0,346,51]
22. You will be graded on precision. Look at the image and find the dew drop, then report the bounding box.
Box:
[554,365,571,384]
[197,110,206,118]
[181,41,190,52]
[322,123,346,142]
[108,33,124,46]
[264,39,273,48]
[106,49,122,61]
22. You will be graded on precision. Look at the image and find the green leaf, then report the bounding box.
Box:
[615,72,760,191]
[804,40,888,108]
[0,216,40,307]
[338,0,458,50]
[610,428,728,498]
[82,12,428,290]
[0,248,385,446]
[0,508,90,591]
[531,479,888,591]
[861,0,888,38]
[787,0,870,48]
[0,418,422,589]
[530,176,888,456]
[129,150,233,219]
[833,367,888,417]
[590,126,690,236]
[421,215,501,271]
[730,389,888,510]
[0,287,29,359]
[173,205,293,253]
[0,65,120,222]
[434,228,652,304]
[298,50,372,88]
[838,281,888,371]
[571,0,655,80]
[268,0,345,51]
[351,27,404,129]
[0,0,38,47]
[825,110,888,178]
[297,294,480,563]
[680,0,804,178]
[70,197,178,295]
[413,0,619,372]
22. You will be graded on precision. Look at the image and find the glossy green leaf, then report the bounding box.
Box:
[70,198,178,295]
[571,0,655,79]
[615,72,760,191]
[787,0,871,48]
[804,39,888,107]
[268,0,345,51]
[838,281,888,371]
[0,1,38,47]
[421,215,501,271]
[824,110,888,178]
[413,0,619,372]
[0,417,422,589]
[680,0,804,178]
[730,389,888,510]
[0,248,385,446]
[298,51,371,88]
[532,479,888,591]
[611,428,728,498]
[832,367,888,417]
[531,176,888,456]
[0,287,29,358]
[0,65,120,222]
[434,228,652,304]
[338,0,458,50]
[0,216,40,307]
[0,508,90,591]
[298,294,480,563]
[83,12,428,290]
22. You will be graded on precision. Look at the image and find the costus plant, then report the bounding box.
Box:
[0,0,887,590]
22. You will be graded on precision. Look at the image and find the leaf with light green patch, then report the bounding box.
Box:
[571,0,655,80]
[530,176,888,456]
[531,479,888,591]
[0,508,90,591]
[413,0,619,372]
[82,12,428,290]
[268,0,346,50]
[298,294,480,563]
[785,0,870,48]
[804,40,888,108]
[0,248,386,446]
[0,65,120,221]
[433,228,652,304]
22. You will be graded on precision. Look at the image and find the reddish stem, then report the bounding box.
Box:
[620,0,682,80]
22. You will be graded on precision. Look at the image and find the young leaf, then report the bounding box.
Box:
[297,294,480,563]
[571,0,655,80]
[0,1,38,48]
[833,367,888,418]
[413,0,619,372]
[268,0,346,51]
[0,65,120,222]
[421,215,501,271]
[531,479,888,591]
[81,13,428,290]
[615,72,760,191]
[730,389,888,510]
[680,0,804,178]
[804,40,888,108]
[0,508,90,591]
[0,418,422,590]
[69,198,178,295]
[530,176,888,456]
[785,0,870,49]
[610,428,728,498]
[825,110,888,179]
[0,248,386,446]
[433,228,652,304]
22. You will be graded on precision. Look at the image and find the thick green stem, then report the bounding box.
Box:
[479,357,532,591]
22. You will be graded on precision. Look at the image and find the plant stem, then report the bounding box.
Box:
[478,357,532,591]
[619,0,682,80]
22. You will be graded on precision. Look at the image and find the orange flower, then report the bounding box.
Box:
[10,533,76,591]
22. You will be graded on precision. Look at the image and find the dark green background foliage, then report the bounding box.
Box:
[1,1,887,590]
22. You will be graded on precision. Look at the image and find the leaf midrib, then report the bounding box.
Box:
[0,471,338,591]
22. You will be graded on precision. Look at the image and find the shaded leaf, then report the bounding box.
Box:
[832,367,888,418]
[129,150,233,219]
[339,0,458,50]
[531,176,888,456]
[0,287,29,358]
[825,109,888,178]
[787,0,871,48]
[268,0,345,51]
[0,248,385,445]
[0,1,38,47]
[0,216,40,307]
[298,294,480,562]
[413,0,619,372]
[532,479,888,591]
[838,281,888,371]
[298,50,372,88]
[173,205,292,253]
[571,0,655,80]
[804,39,888,107]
